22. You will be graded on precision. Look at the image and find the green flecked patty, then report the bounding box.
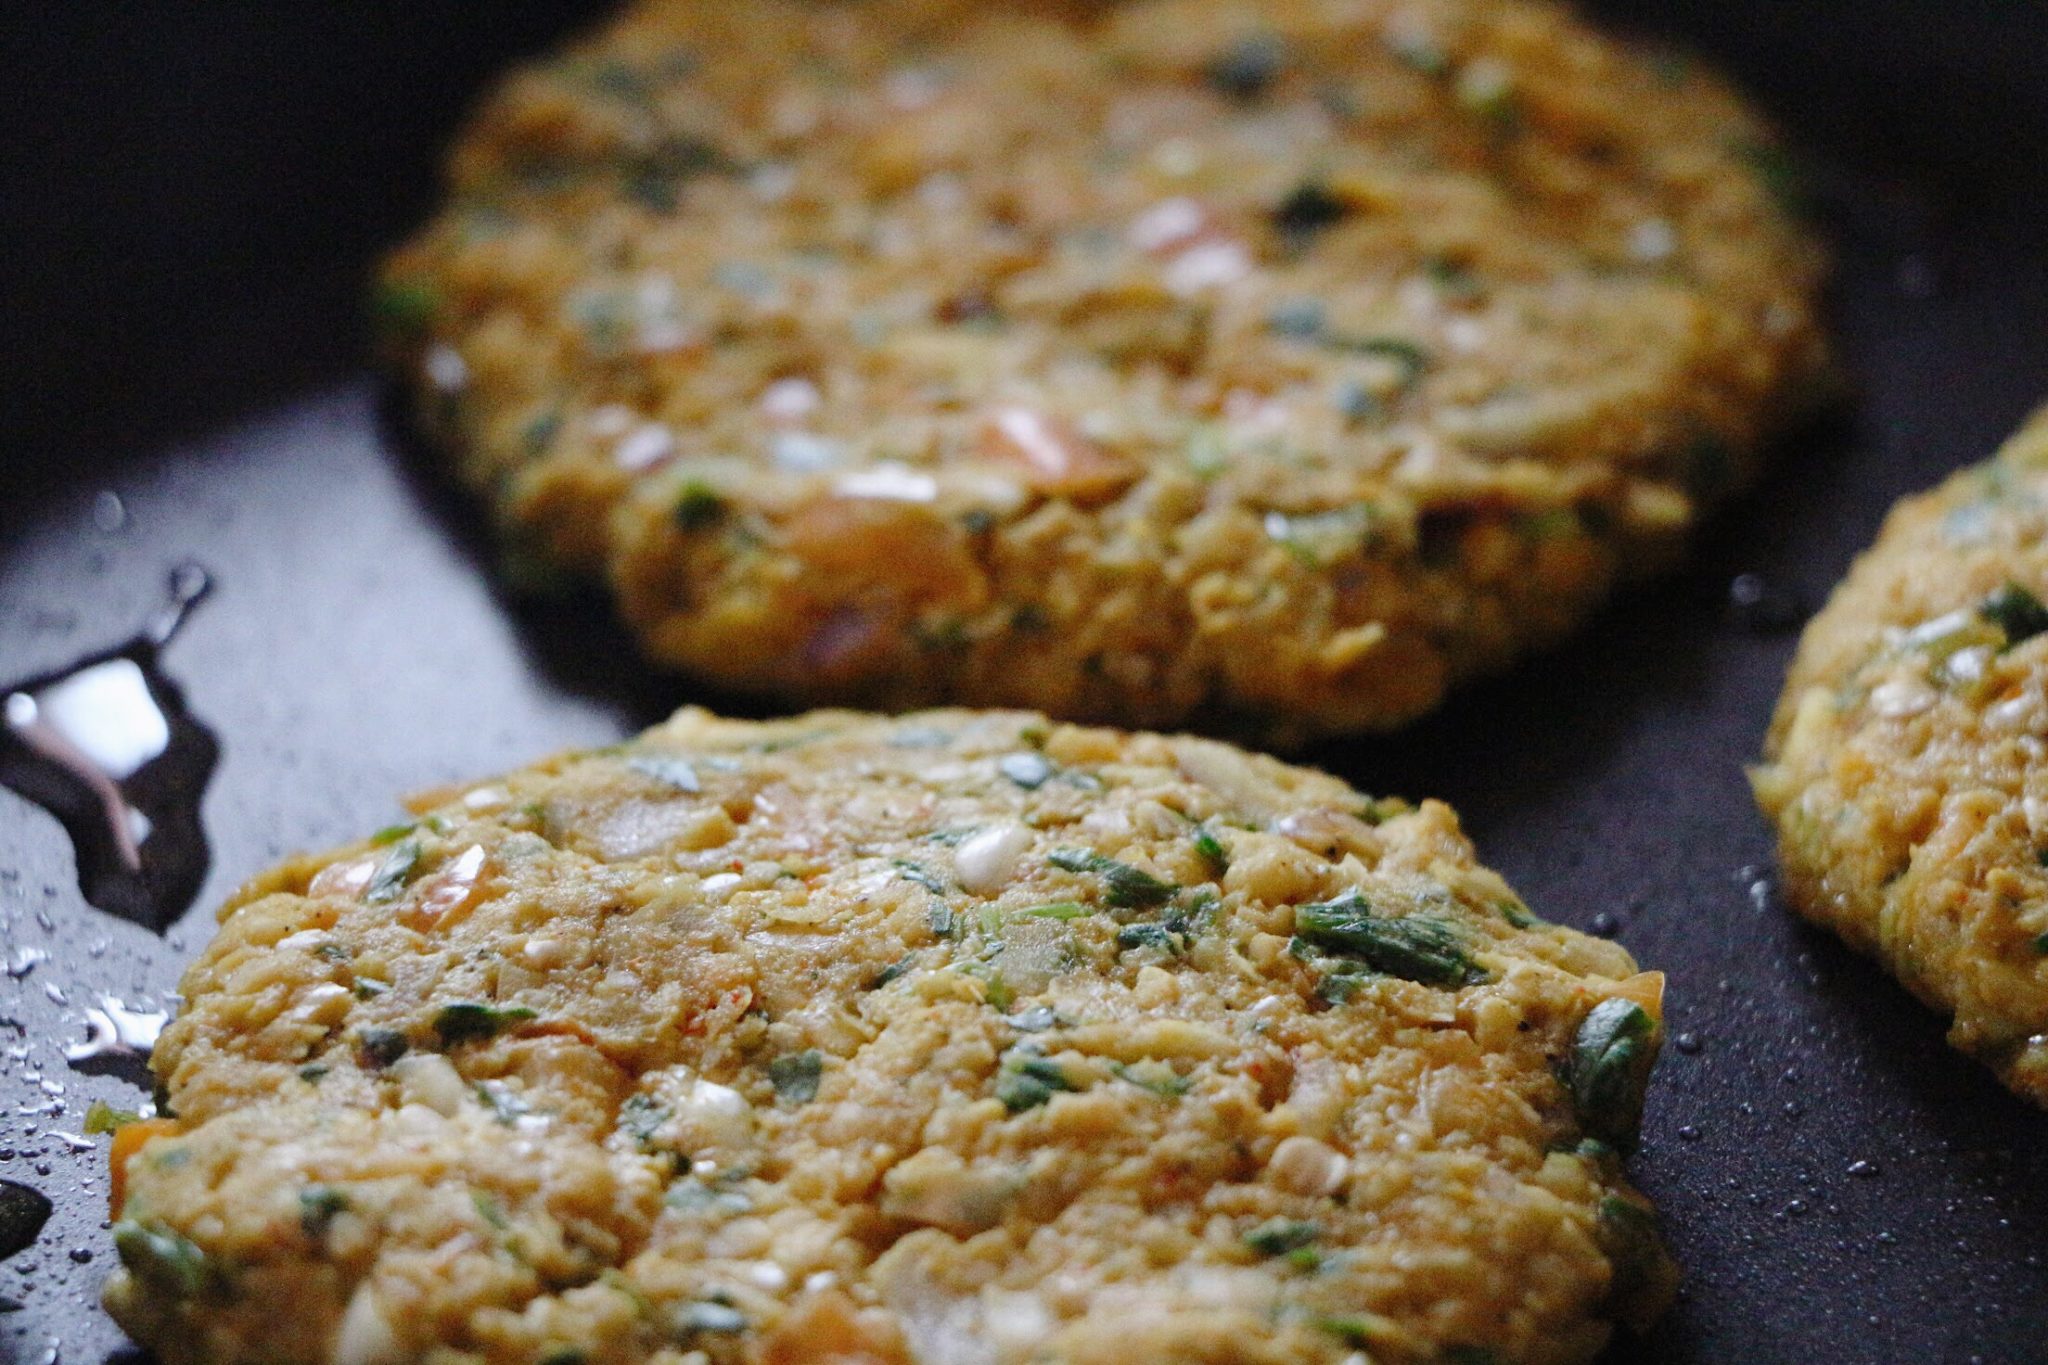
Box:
[1755,407,2048,1106]
[380,0,1828,743]
[109,708,1671,1364]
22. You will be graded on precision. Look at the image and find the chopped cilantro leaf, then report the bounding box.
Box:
[1243,1218,1318,1256]
[1048,849,1176,908]
[768,1049,824,1104]
[1980,582,2048,647]
[1293,892,1485,987]
[431,1002,536,1048]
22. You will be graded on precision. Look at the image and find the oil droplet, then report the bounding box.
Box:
[1674,1031,1703,1054]
[0,564,218,932]
[1848,1160,1880,1178]
[64,997,168,1069]
[4,947,47,979]
[0,1179,52,1260]
[1589,911,1620,937]
[1726,572,1807,633]
[91,491,128,534]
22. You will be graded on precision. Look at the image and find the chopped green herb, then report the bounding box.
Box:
[929,904,957,938]
[977,968,1015,1012]
[1328,335,1430,387]
[472,1190,509,1230]
[298,1065,329,1084]
[768,1049,824,1104]
[1116,921,1188,955]
[1048,849,1176,908]
[586,59,656,102]
[1732,136,1811,218]
[1018,901,1091,921]
[370,822,416,846]
[1205,33,1285,100]
[475,1080,531,1125]
[1313,1313,1398,1348]
[353,979,390,1001]
[84,1099,141,1135]
[1266,298,1326,338]
[112,1221,214,1299]
[674,480,727,530]
[1114,1060,1191,1098]
[895,860,950,895]
[431,1002,537,1048]
[600,1268,654,1317]
[1595,1195,1669,1318]
[619,1094,669,1145]
[1425,253,1482,300]
[627,754,701,793]
[1518,507,1581,541]
[356,1027,410,1069]
[666,1179,753,1216]
[1979,582,2048,647]
[1359,796,1411,825]
[1454,59,1520,132]
[521,410,564,459]
[539,1350,588,1365]
[370,280,438,340]
[1192,826,1229,877]
[999,751,1056,788]
[869,954,918,988]
[624,135,733,212]
[298,1186,350,1238]
[676,1299,748,1336]
[364,837,422,905]
[1272,180,1352,244]
[912,615,972,652]
[1497,898,1535,929]
[1243,1218,1318,1256]
[1333,380,1382,425]
[2035,931,2048,955]
[1312,962,1368,1004]
[1567,997,1660,1153]
[1292,892,1486,987]
[995,1047,1077,1111]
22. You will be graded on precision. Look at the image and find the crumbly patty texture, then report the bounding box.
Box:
[380,0,1827,741]
[109,708,1671,1364]
[1754,409,2048,1105]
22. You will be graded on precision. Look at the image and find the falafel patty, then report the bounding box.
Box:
[1754,408,2048,1106]
[379,0,1828,742]
[108,708,1672,1363]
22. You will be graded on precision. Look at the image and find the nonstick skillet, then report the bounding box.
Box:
[2,3,2045,1361]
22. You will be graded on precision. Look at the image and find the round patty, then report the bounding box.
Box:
[1754,408,2048,1106]
[108,708,1671,1364]
[378,0,1828,742]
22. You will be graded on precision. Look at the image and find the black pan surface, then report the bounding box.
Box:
[3,5,2045,1362]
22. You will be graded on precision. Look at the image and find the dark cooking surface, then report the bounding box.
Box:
[3,4,2046,1362]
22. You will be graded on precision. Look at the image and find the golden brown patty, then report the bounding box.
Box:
[1754,408,2048,1106]
[107,708,1671,1364]
[379,0,1828,742]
